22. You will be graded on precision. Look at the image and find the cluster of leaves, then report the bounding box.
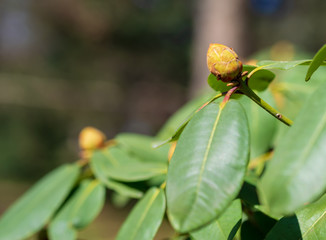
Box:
[0,44,326,240]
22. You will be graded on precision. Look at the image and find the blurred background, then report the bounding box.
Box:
[1,0,326,239]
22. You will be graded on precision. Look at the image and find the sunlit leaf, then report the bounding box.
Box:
[265,194,326,239]
[90,152,143,199]
[0,164,80,240]
[48,180,105,240]
[257,60,312,69]
[259,80,326,215]
[91,147,167,182]
[166,100,249,232]
[190,199,242,240]
[116,187,165,240]
[305,44,326,81]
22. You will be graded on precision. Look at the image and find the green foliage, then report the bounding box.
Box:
[166,100,249,232]
[116,187,166,240]
[0,164,80,240]
[208,65,275,93]
[1,44,326,240]
[190,199,242,240]
[91,147,167,182]
[207,73,232,92]
[306,44,326,81]
[266,194,326,239]
[259,80,326,215]
[48,180,105,240]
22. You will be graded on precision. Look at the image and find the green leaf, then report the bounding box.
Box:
[156,93,215,140]
[207,66,275,93]
[90,150,143,199]
[116,187,166,240]
[166,100,250,233]
[48,179,105,240]
[190,199,242,240]
[257,59,312,69]
[306,44,326,81]
[265,194,326,239]
[116,133,169,163]
[207,74,232,92]
[91,147,167,182]
[244,65,275,91]
[0,164,80,240]
[259,80,326,215]
[103,179,143,199]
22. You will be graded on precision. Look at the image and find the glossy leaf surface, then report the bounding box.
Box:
[116,187,165,240]
[166,100,249,232]
[259,81,326,215]
[0,164,80,240]
[91,147,167,182]
[305,44,326,81]
[266,194,326,239]
[190,199,242,240]
[48,179,105,240]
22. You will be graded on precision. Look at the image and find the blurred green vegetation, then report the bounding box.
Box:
[0,0,193,180]
[0,0,326,181]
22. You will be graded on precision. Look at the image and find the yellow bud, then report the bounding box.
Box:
[207,43,243,82]
[79,126,106,150]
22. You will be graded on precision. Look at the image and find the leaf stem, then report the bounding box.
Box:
[239,80,293,126]
[220,86,239,109]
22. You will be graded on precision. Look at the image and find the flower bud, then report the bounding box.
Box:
[79,126,106,150]
[207,43,243,82]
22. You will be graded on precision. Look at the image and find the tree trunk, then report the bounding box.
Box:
[190,0,248,97]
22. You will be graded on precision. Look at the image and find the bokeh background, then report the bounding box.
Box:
[1,0,326,239]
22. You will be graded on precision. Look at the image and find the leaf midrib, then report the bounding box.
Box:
[70,181,100,225]
[184,106,222,224]
[129,189,160,240]
[0,166,76,239]
[301,209,326,239]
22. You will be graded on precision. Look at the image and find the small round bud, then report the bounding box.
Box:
[207,43,243,82]
[79,126,106,150]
